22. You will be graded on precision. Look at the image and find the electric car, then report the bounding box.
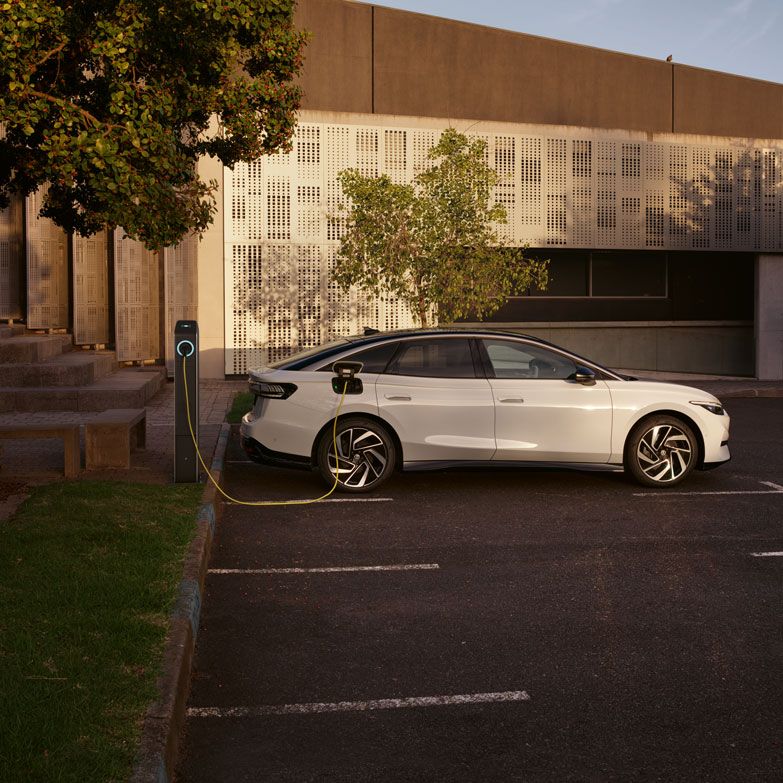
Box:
[240,329,730,493]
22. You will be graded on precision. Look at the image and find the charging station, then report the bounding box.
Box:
[174,320,199,483]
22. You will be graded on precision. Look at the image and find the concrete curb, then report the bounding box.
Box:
[130,422,231,783]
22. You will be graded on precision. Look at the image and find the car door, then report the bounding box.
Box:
[479,338,613,463]
[375,337,496,462]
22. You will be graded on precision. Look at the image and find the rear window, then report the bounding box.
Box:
[317,341,400,373]
[267,338,351,370]
[388,338,476,378]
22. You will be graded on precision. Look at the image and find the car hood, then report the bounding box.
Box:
[612,378,722,403]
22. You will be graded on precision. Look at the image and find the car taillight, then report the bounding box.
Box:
[249,381,297,399]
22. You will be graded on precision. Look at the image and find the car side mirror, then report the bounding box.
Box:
[570,366,596,386]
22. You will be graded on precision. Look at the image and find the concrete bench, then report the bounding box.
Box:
[0,424,81,477]
[85,408,146,469]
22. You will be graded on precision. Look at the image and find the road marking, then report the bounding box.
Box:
[750,551,783,558]
[209,564,440,575]
[634,480,783,498]
[187,690,530,718]
[225,497,393,504]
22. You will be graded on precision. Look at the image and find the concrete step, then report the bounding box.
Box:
[0,367,165,412]
[0,334,72,363]
[0,351,117,387]
[0,324,26,339]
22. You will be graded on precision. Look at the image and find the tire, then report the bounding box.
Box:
[625,415,698,488]
[317,416,396,493]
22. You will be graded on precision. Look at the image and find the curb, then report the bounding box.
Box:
[718,388,783,398]
[130,422,231,783]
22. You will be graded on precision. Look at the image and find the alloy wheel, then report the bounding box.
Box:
[636,424,693,483]
[327,426,389,489]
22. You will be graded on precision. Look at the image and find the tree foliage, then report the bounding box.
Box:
[0,0,307,248]
[334,128,548,327]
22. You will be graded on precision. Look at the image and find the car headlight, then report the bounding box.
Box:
[690,400,725,416]
[249,380,297,399]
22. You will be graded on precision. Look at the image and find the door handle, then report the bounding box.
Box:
[498,397,524,403]
[384,395,411,401]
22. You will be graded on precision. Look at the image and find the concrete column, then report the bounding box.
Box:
[755,254,783,380]
[196,117,226,379]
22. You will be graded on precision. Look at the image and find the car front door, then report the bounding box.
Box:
[480,338,613,463]
[376,337,496,462]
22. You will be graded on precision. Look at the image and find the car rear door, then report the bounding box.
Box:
[479,338,613,463]
[375,337,496,462]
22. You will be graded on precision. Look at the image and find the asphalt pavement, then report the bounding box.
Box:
[177,398,783,782]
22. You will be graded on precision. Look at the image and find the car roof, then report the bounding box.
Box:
[272,327,561,371]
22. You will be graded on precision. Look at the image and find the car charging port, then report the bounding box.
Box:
[331,361,364,395]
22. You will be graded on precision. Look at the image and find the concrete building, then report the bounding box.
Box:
[2,0,782,381]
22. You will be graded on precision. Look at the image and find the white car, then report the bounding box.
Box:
[240,329,730,493]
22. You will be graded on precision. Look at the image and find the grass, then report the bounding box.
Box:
[226,390,254,423]
[0,480,203,783]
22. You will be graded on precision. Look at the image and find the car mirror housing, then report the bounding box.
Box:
[571,366,597,386]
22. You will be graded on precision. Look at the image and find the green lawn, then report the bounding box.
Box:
[226,390,254,423]
[0,481,203,783]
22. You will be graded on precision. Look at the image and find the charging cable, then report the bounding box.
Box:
[182,355,348,506]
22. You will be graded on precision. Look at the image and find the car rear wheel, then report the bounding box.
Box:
[625,415,697,487]
[317,416,396,493]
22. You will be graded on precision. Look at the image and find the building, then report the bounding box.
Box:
[2,0,782,380]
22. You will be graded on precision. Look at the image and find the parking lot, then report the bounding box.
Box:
[177,398,783,782]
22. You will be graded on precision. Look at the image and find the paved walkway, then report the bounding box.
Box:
[0,378,246,519]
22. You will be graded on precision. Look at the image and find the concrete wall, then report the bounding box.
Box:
[756,255,783,380]
[295,0,783,140]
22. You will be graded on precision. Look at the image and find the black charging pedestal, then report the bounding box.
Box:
[174,320,199,483]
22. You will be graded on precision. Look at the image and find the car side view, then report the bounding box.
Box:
[240,329,730,492]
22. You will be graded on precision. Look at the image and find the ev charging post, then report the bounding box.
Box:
[174,320,199,483]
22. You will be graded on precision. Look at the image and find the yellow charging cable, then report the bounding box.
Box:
[182,355,348,506]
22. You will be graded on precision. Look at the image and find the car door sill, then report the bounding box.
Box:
[402,460,623,473]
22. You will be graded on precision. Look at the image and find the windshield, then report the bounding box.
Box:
[266,338,351,369]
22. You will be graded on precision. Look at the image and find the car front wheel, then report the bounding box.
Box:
[625,415,698,487]
[317,416,396,493]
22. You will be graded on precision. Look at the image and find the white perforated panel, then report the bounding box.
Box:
[0,193,23,320]
[26,187,68,329]
[164,233,198,374]
[114,231,159,362]
[73,231,110,344]
[224,116,783,374]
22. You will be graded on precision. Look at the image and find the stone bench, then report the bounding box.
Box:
[0,424,81,477]
[85,408,146,469]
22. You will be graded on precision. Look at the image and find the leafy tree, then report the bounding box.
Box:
[334,128,548,328]
[0,0,307,248]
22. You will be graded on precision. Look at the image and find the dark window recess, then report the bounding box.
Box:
[389,338,475,378]
[591,251,666,297]
[530,252,589,297]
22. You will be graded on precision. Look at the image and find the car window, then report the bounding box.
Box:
[388,338,476,378]
[482,339,577,380]
[317,341,400,373]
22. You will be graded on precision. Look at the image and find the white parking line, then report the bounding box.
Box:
[634,480,783,498]
[750,551,783,558]
[224,497,393,505]
[187,690,531,718]
[209,564,440,575]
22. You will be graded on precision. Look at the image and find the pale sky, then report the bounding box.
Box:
[372,0,782,84]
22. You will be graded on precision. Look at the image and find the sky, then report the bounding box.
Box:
[371,0,783,84]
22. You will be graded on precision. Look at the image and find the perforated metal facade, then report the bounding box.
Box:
[164,234,198,375]
[72,231,110,345]
[25,187,69,329]
[0,194,23,320]
[224,116,783,374]
[113,231,160,362]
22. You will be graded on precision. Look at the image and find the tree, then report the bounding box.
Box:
[0,0,307,248]
[333,128,548,328]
